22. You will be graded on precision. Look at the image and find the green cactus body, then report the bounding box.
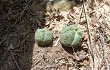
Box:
[60,25,82,47]
[61,25,77,33]
[35,28,53,46]
[60,31,75,47]
[71,31,82,47]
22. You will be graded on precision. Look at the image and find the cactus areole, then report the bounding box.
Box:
[60,25,82,47]
[35,28,53,46]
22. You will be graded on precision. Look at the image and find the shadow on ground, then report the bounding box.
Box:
[0,0,47,70]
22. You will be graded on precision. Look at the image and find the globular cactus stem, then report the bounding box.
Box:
[35,28,53,46]
[60,25,82,47]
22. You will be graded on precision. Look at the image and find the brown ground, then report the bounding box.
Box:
[0,0,110,70]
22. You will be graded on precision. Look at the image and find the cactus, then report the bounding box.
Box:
[60,25,82,47]
[35,28,53,46]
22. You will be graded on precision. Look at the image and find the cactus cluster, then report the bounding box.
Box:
[60,25,82,47]
[35,28,53,46]
[35,25,82,47]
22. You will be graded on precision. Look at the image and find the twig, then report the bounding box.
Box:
[0,0,32,45]
[10,50,22,70]
[83,0,94,59]
[77,5,84,24]
[54,37,60,47]
[32,59,43,68]
[0,55,11,70]
[6,37,21,70]
[53,25,64,47]
[0,35,8,45]
[83,1,94,70]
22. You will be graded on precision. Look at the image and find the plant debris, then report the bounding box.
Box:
[0,0,110,70]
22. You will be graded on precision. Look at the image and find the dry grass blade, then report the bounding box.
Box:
[0,0,32,45]
[83,1,94,70]
[10,50,21,70]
